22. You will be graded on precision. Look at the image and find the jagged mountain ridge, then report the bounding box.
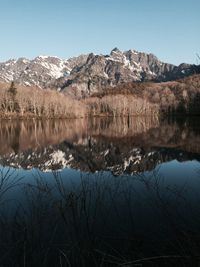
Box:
[63,48,200,97]
[0,48,199,96]
[0,54,88,88]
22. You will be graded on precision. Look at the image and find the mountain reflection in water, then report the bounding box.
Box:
[0,117,200,174]
[0,117,200,266]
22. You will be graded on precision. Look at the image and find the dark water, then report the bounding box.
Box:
[0,117,200,267]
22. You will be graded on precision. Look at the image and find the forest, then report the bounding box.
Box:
[86,74,200,117]
[0,82,87,118]
[0,74,200,119]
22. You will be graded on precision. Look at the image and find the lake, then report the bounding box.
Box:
[0,117,200,267]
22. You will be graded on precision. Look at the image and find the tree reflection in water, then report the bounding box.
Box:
[0,116,200,266]
[0,117,200,173]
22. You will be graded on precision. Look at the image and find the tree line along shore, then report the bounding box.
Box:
[0,74,200,119]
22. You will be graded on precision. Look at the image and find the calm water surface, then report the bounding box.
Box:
[0,117,200,266]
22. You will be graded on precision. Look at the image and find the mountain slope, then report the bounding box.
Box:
[0,54,88,88]
[62,48,200,97]
[0,48,199,96]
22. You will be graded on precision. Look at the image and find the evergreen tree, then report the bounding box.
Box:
[8,81,17,97]
[7,81,19,112]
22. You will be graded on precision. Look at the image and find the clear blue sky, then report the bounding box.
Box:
[0,0,199,65]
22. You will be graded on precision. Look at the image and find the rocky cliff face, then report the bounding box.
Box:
[0,48,199,96]
[62,48,200,97]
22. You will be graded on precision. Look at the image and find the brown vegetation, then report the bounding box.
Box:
[86,74,200,116]
[84,94,160,116]
[0,82,87,119]
[1,74,200,119]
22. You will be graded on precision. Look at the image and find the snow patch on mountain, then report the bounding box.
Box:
[0,54,88,88]
[0,48,199,93]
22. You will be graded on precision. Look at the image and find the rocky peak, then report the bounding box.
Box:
[60,48,175,96]
[67,54,89,71]
[61,48,200,97]
[0,49,199,95]
[111,47,121,53]
[110,47,123,58]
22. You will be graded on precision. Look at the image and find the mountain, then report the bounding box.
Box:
[0,48,199,97]
[0,54,88,88]
[62,48,200,97]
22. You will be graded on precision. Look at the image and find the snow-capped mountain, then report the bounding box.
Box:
[0,54,88,88]
[0,48,199,95]
[62,48,200,97]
